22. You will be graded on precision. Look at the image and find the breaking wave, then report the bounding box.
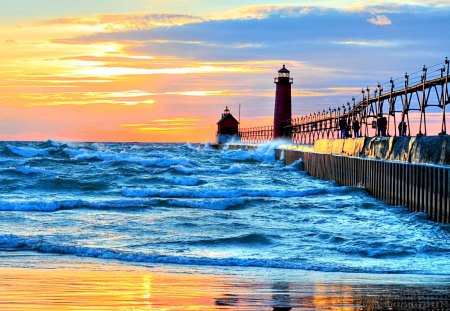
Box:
[167,198,247,210]
[0,199,158,212]
[0,234,448,274]
[5,145,59,157]
[121,187,327,199]
[171,164,243,175]
[220,140,287,163]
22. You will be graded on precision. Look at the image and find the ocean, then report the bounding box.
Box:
[0,140,450,276]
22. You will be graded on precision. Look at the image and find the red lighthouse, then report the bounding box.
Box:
[273,64,293,138]
[216,106,240,144]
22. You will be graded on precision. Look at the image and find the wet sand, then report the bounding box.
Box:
[1,253,449,310]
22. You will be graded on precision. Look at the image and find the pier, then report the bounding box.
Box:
[276,136,450,223]
[214,59,450,223]
[215,137,450,223]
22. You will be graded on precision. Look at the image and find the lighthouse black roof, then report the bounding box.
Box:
[217,113,239,125]
[217,106,239,125]
[278,64,289,73]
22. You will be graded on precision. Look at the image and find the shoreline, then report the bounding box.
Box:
[1,252,449,310]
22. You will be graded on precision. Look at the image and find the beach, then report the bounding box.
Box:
[1,252,449,310]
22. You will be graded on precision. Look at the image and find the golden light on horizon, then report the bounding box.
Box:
[164,90,230,96]
[72,65,258,77]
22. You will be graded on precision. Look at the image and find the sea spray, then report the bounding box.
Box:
[220,139,290,162]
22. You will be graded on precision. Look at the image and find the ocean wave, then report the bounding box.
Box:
[0,166,53,176]
[0,200,81,212]
[5,145,59,157]
[277,159,304,171]
[172,164,243,175]
[0,195,249,213]
[162,176,202,186]
[0,198,158,212]
[38,139,68,149]
[187,233,275,246]
[220,146,274,162]
[167,198,247,210]
[0,234,446,274]
[220,150,264,162]
[64,148,194,167]
[336,245,413,258]
[37,177,111,191]
[220,141,289,163]
[335,240,450,258]
[122,187,326,199]
[14,166,53,175]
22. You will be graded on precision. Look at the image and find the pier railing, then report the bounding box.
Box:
[238,126,274,144]
[239,58,450,144]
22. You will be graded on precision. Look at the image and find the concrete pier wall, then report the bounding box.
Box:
[212,135,450,223]
[276,136,450,223]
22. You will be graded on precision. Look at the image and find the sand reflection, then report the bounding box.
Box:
[0,266,449,310]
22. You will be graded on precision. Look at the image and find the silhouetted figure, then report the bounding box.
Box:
[398,120,407,136]
[339,118,348,139]
[352,119,360,138]
[377,114,387,136]
[346,124,351,138]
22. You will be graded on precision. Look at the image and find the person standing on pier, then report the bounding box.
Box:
[352,119,360,138]
[377,114,387,136]
[339,118,348,138]
[398,120,407,136]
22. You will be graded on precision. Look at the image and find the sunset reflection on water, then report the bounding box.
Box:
[0,265,449,310]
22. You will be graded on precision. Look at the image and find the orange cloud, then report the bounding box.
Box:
[32,14,204,32]
[164,91,231,96]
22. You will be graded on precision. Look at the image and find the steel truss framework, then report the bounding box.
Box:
[239,58,450,144]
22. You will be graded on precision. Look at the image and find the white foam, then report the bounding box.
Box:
[220,140,290,163]
[2,235,447,274]
[64,148,194,167]
[45,139,64,148]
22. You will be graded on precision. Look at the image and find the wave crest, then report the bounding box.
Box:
[167,198,246,210]
[122,187,325,199]
[0,198,158,212]
[5,145,59,157]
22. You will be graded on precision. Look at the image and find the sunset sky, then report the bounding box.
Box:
[1,0,450,142]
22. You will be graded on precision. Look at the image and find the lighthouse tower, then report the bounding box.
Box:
[273,64,293,138]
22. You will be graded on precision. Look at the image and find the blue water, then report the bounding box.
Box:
[0,140,449,275]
